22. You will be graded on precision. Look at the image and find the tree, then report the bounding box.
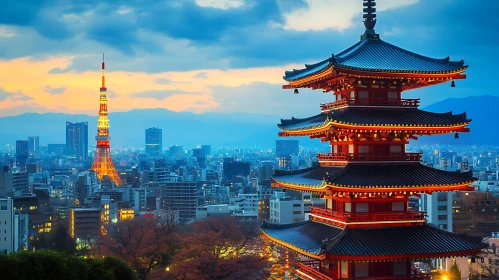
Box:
[93,213,180,279]
[0,250,136,280]
[448,262,461,280]
[157,216,271,280]
[32,224,77,254]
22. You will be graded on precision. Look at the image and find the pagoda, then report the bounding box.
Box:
[262,1,486,279]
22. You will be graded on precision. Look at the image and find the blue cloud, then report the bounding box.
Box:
[44,85,67,94]
[0,88,32,101]
[131,89,200,100]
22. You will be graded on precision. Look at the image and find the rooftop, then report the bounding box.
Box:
[262,220,486,260]
[273,163,475,191]
[279,107,470,132]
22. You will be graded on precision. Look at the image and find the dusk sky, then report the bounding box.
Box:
[0,0,497,117]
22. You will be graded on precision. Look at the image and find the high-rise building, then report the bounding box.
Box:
[200,145,211,156]
[0,198,29,254]
[161,182,198,222]
[261,1,484,279]
[145,127,162,157]
[69,208,101,239]
[28,136,39,157]
[66,122,89,161]
[420,192,453,231]
[15,140,29,169]
[276,140,299,157]
[0,166,29,197]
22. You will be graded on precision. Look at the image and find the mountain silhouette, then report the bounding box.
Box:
[0,95,496,149]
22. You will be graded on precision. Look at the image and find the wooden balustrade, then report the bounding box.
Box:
[310,207,426,224]
[297,262,333,280]
[317,152,422,164]
[320,98,420,111]
[297,261,431,280]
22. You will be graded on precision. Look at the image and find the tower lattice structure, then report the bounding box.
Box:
[91,55,122,186]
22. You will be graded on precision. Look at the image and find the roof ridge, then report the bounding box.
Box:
[378,39,466,66]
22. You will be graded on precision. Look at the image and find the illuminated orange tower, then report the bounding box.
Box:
[91,54,122,186]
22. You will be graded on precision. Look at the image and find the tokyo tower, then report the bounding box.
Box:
[90,54,122,186]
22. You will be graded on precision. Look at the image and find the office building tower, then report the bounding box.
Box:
[0,198,29,253]
[420,192,453,231]
[15,140,29,169]
[276,140,299,157]
[145,127,162,157]
[201,145,211,156]
[66,122,89,161]
[28,136,39,157]
[161,182,198,222]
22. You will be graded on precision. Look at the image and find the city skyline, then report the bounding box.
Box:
[0,0,497,118]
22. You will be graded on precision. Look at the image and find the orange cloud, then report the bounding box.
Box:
[0,56,298,116]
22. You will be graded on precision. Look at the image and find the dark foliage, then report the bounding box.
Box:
[0,250,136,280]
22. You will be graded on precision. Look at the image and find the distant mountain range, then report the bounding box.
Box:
[0,95,496,149]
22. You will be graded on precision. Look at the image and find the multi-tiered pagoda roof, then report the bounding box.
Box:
[272,164,476,194]
[284,38,467,83]
[263,1,485,279]
[263,221,484,261]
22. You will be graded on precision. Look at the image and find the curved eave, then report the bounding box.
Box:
[261,230,325,260]
[283,65,467,89]
[334,66,468,77]
[326,247,486,262]
[325,182,476,194]
[279,120,471,136]
[273,180,476,194]
[272,177,327,193]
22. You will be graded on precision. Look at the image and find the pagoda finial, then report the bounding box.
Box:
[363,0,376,29]
[361,0,379,40]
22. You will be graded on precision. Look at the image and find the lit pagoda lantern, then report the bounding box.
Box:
[262,1,485,279]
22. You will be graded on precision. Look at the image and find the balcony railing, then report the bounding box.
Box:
[320,98,420,111]
[297,262,333,280]
[310,207,426,227]
[317,152,422,165]
[297,261,431,280]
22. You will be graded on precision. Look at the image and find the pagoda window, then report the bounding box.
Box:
[356,203,369,213]
[333,145,338,153]
[358,91,369,100]
[345,202,351,213]
[358,145,369,154]
[371,91,386,100]
[348,144,354,154]
[388,91,398,100]
[392,202,405,212]
[340,261,349,278]
[374,145,388,156]
[349,91,355,100]
[393,261,407,276]
[355,262,369,278]
[390,144,403,153]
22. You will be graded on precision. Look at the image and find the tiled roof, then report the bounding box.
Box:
[262,221,486,259]
[284,38,467,81]
[261,220,343,255]
[324,224,486,257]
[278,108,470,131]
[273,163,475,189]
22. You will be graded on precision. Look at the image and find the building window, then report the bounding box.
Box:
[293,211,301,214]
[438,215,447,220]
[438,206,447,211]
[292,204,301,207]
